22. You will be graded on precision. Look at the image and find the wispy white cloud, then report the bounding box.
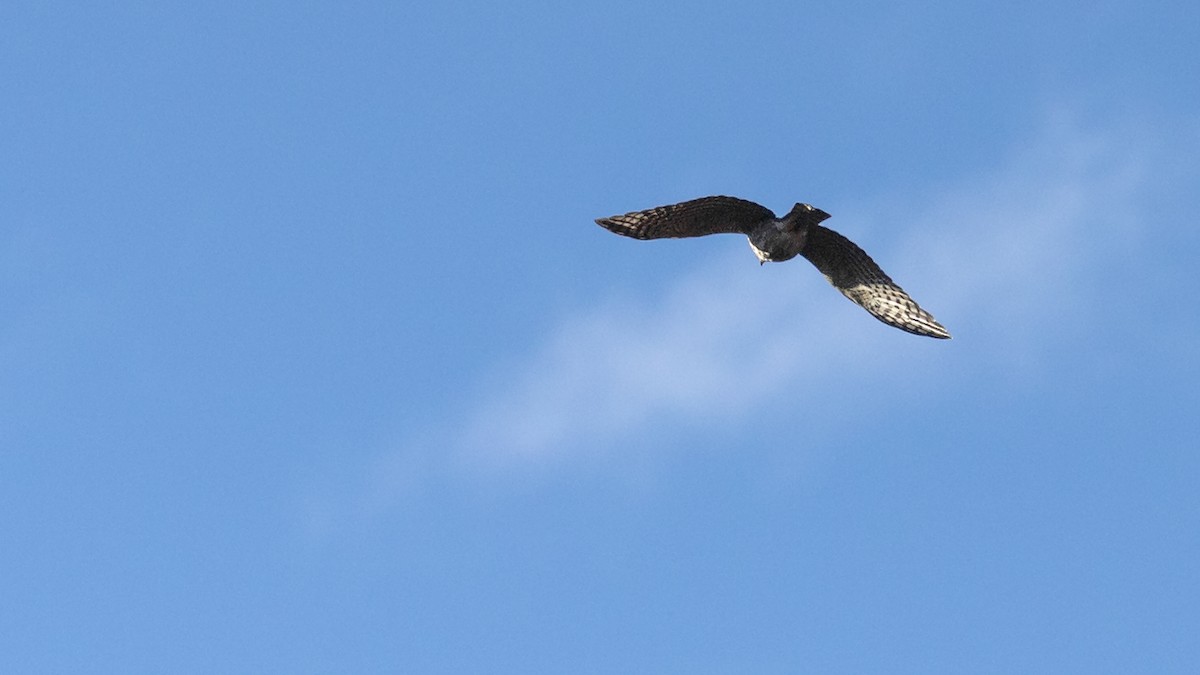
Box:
[312,112,1181,533]
[905,116,1149,341]
[456,265,846,462]
[444,115,1156,468]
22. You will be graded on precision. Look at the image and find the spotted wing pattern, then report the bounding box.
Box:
[595,196,775,240]
[801,225,951,339]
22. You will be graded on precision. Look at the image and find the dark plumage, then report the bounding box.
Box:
[596,196,951,339]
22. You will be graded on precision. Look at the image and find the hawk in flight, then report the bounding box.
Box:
[595,196,950,339]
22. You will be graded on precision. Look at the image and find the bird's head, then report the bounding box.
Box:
[783,202,831,230]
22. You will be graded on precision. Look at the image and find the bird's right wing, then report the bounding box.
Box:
[801,225,951,339]
[595,196,775,240]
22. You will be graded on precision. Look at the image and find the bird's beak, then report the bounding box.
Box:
[759,260,765,266]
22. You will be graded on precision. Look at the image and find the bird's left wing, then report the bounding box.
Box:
[595,196,775,240]
[800,224,951,339]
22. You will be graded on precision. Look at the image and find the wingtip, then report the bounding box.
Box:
[917,321,952,340]
[921,318,952,339]
[595,215,636,237]
[884,310,952,339]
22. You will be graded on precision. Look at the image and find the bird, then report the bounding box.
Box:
[595,196,951,339]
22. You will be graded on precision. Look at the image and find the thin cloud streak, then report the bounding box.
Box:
[451,117,1154,467]
[458,268,848,462]
[309,115,1174,531]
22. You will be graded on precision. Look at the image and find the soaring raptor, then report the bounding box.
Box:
[595,196,950,339]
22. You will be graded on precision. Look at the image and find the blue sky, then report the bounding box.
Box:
[3,1,1199,672]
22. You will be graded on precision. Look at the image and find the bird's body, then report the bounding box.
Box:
[595,196,951,339]
[744,202,829,263]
